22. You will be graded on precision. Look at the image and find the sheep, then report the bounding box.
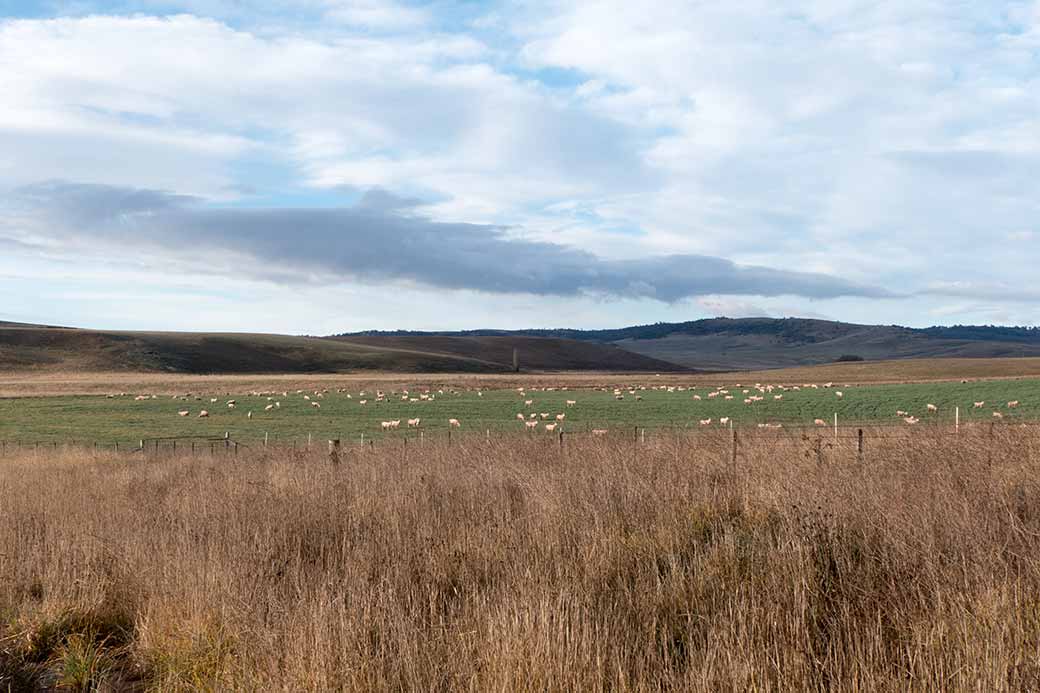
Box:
[774,395,783,400]
[556,413,566,422]
[247,411,252,419]
[720,417,730,425]
[592,429,608,435]
[904,417,919,425]
[974,401,985,408]
[359,400,367,405]
[381,421,392,431]
[1008,401,1020,408]
[178,410,190,417]
[566,400,577,407]
[408,418,421,427]
[926,404,938,412]
[264,404,274,411]
[524,399,534,406]
[699,419,712,426]
[545,423,557,432]
[516,413,526,421]
[448,419,461,428]
[993,412,1004,419]
[525,421,538,430]
[311,401,321,408]
[198,410,209,418]
[814,419,826,426]
[692,395,702,401]
[835,391,844,398]
[227,402,236,409]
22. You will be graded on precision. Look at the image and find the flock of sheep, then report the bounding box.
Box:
[107,380,1030,433]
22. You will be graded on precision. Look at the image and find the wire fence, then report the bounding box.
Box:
[2,418,1037,462]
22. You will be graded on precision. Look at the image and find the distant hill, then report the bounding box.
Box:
[337,318,1040,371]
[0,325,681,374]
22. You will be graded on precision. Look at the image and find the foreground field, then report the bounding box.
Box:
[2,376,1040,445]
[3,429,1040,690]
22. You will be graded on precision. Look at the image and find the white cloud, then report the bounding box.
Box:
[0,2,1038,330]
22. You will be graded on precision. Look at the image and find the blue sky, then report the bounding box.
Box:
[1,0,1038,333]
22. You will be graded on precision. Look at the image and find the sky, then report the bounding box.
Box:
[0,1,1038,333]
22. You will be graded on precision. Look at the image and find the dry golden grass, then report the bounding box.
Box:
[3,428,1040,690]
[6,356,1040,397]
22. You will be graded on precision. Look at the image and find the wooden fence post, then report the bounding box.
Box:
[730,425,737,465]
[328,439,341,465]
[857,428,864,463]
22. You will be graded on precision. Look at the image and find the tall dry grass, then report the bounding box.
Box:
[2,427,1040,691]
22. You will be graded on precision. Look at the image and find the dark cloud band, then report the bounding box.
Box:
[8,181,893,302]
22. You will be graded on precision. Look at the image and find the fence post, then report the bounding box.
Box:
[559,429,564,451]
[328,439,341,465]
[730,425,737,465]
[307,433,312,451]
[264,431,269,447]
[833,413,838,443]
[857,428,864,463]
[955,406,960,434]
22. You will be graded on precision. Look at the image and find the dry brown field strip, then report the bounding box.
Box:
[4,427,1040,690]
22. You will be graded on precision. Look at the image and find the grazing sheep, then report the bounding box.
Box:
[699,419,712,425]
[198,410,209,418]
[1008,401,1020,408]
[448,419,461,428]
[556,413,566,421]
[814,419,826,426]
[178,410,190,417]
[692,395,701,401]
[904,416,919,425]
[774,395,783,400]
[720,417,730,425]
[408,418,421,427]
[974,401,985,408]
[228,402,236,409]
[993,412,1004,419]
[524,399,534,406]
[926,404,938,412]
[525,421,538,430]
[545,423,557,432]
[835,391,844,399]
[566,400,576,407]
[311,402,321,408]
[265,404,274,411]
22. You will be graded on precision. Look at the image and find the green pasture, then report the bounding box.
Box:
[2,378,1040,446]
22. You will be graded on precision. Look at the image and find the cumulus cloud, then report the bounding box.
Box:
[7,181,891,302]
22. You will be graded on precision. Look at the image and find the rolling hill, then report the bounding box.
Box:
[0,325,680,374]
[340,318,1040,371]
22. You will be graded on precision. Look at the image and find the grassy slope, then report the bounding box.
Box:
[3,377,1038,444]
[615,327,1040,370]
[0,327,678,374]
